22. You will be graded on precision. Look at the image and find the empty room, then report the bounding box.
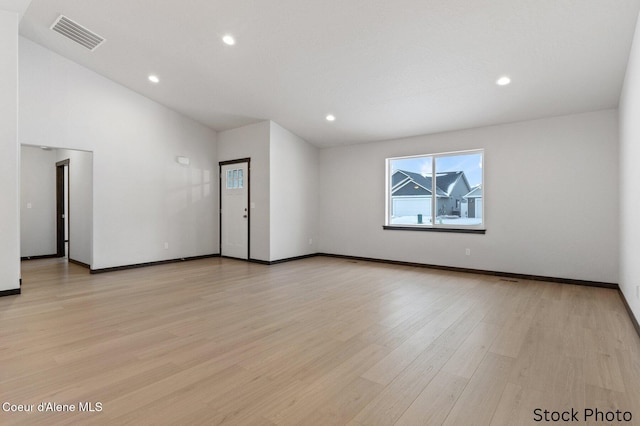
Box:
[1,0,640,425]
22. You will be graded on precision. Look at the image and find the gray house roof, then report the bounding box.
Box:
[392,170,470,197]
[463,186,482,199]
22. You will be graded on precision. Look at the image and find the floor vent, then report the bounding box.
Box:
[50,15,105,51]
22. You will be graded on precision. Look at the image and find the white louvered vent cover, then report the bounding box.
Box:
[50,15,105,51]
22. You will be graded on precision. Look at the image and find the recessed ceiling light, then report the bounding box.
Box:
[148,75,160,84]
[496,76,511,86]
[222,35,235,46]
[326,114,336,122]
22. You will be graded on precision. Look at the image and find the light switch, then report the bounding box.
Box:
[27,203,32,209]
[250,202,256,209]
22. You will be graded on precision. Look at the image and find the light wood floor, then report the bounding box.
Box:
[1,257,639,425]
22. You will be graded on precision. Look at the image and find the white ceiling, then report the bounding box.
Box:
[18,0,640,147]
[1,0,32,18]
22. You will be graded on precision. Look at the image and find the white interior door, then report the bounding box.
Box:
[221,162,249,259]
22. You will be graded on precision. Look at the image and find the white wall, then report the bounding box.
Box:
[56,149,93,266]
[19,37,218,270]
[270,122,319,261]
[619,12,640,324]
[0,1,31,18]
[0,9,19,292]
[217,121,271,261]
[20,146,56,257]
[319,110,619,283]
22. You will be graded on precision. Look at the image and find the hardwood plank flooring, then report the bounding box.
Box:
[1,257,639,425]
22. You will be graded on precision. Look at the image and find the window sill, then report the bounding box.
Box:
[382,225,486,234]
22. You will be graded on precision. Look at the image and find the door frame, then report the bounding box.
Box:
[56,159,70,258]
[219,158,251,260]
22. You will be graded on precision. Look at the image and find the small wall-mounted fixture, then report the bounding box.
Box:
[176,156,190,165]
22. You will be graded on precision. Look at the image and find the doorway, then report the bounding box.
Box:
[20,145,93,272]
[468,198,476,219]
[56,159,69,257]
[219,159,250,260]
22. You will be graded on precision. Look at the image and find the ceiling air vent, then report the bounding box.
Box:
[50,15,105,51]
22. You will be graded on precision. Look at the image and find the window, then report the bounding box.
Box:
[226,168,244,189]
[386,149,484,232]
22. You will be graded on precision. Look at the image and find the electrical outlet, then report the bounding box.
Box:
[465,248,471,256]
[164,242,169,250]
[309,238,313,245]
[637,285,639,300]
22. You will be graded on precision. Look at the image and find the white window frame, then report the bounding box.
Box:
[385,149,485,232]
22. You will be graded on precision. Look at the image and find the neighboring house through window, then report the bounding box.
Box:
[386,150,484,231]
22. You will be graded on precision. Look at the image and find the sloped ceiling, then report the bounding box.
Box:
[19,0,640,147]
[0,0,32,18]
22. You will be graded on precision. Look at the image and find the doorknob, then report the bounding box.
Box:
[243,215,248,218]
